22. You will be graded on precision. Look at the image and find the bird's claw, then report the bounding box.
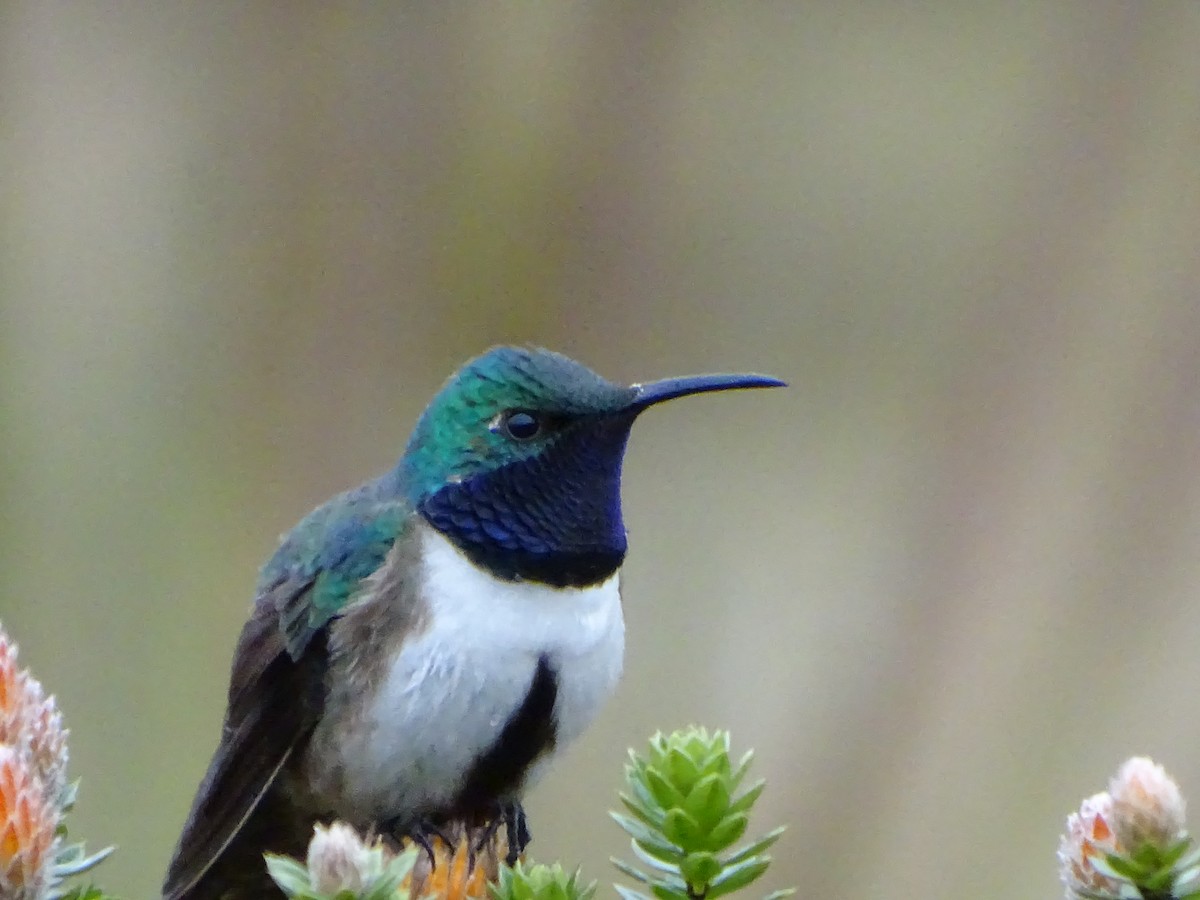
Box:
[386,817,457,869]
[469,801,528,866]
[386,803,529,871]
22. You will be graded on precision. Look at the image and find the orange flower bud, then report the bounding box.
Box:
[0,746,57,900]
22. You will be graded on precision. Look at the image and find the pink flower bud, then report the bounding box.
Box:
[1108,756,1186,851]
[306,822,379,895]
[1058,792,1125,900]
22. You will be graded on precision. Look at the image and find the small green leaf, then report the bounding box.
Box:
[611,857,652,885]
[666,747,702,795]
[729,750,755,791]
[650,883,690,900]
[1131,842,1169,870]
[1087,854,1136,885]
[705,813,749,852]
[684,773,731,830]
[706,857,771,899]
[621,789,666,828]
[699,746,732,781]
[54,844,115,877]
[1159,835,1194,868]
[680,851,722,890]
[645,766,689,811]
[632,864,688,895]
[628,754,650,782]
[56,843,85,863]
[762,888,798,900]
[628,766,668,816]
[1144,865,1178,892]
[729,780,765,815]
[362,871,405,900]
[59,780,81,814]
[630,840,687,875]
[1100,853,1146,882]
[264,853,313,898]
[1174,842,1200,872]
[1175,864,1200,894]
[611,812,684,862]
[723,826,786,867]
[662,808,705,850]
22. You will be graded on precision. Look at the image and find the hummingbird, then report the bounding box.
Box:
[162,346,783,900]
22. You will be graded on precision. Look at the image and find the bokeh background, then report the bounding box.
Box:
[4,4,1200,898]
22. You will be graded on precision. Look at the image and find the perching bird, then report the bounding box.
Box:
[163,346,783,900]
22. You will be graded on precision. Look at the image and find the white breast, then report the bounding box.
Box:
[334,526,624,819]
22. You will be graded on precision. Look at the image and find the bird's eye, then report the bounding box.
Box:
[502,410,541,441]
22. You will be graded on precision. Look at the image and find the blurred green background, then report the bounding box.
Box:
[4,4,1200,899]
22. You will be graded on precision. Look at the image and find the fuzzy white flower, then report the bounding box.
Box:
[1108,756,1186,851]
[306,821,383,895]
[269,821,419,900]
[1058,791,1126,900]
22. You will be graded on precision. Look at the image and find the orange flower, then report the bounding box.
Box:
[0,746,57,900]
[0,623,111,900]
[0,625,67,809]
[0,623,74,900]
[404,822,513,900]
[0,632,27,735]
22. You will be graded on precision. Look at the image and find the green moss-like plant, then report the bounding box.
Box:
[490,861,597,900]
[611,727,792,900]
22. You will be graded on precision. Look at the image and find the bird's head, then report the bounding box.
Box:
[401,346,782,587]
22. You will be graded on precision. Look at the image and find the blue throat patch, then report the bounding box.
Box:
[418,416,633,587]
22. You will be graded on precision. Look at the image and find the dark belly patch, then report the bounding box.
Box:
[455,654,558,814]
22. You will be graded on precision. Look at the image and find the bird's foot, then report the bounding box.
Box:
[470,800,529,866]
[505,801,531,863]
[385,816,457,869]
[384,803,529,872]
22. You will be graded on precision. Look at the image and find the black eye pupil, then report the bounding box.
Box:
[505,411,540,440]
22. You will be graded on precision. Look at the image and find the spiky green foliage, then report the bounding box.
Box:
[46,780,115,900]
[53,886,116,900]
[1090,836,1200,900]
[611,728,792,900]
[490,861,597,900]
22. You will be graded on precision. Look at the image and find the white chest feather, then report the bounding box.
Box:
[324,527,624,819]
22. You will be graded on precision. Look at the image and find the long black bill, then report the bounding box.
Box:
[630,372,786,410]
